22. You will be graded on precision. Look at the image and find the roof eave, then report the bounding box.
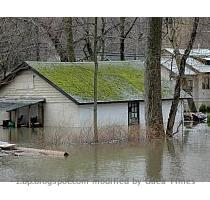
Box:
[78,97,190,105]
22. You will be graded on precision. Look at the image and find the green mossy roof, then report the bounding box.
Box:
[26,61,182,103]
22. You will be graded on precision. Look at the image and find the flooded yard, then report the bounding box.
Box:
[0,123,210,182]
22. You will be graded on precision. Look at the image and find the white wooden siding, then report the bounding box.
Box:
[139,100,183,131]
[79,100,183,130]
[0,70,79,127]
[79,103,128,127]
[196,74,210,107]
[0,70,74,103]
[161,67,171,80]
[187,74,210,108]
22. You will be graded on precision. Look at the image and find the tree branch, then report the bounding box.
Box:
[124,17,138,38]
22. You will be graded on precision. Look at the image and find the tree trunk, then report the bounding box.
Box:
[166,18,199,137]
[166,76,182,136]
[93,17,98,143]
[120,37,125,61]
[101,38,105,61]
[50,33,68,62]
[144,17,165,138]
[187,98,197,112]
[86,38,94,61]
[120,17,125,61]
[3,66,6,79]
[101,17,106,61]
[35,25,40,61]
[119,17,137,61]
[84,18,94,61]
[64,17,76,62]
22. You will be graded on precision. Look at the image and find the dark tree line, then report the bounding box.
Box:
[0,17,203,139]
[0,17,144,79]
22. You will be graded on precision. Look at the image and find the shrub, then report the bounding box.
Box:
[206,105,210,113]
[199,104,207,113]
[207,115,210,124]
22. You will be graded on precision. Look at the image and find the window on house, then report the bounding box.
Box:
[202,76,210,89]
[128,101,139,126]
[186,79,193,92]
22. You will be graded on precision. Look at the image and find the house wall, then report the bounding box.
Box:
[0,112,9,125]
[79,100,183,131]
[196,74,210,108]
[161,66,171,80]
[79,103,128,128]
[162,100,183,128]
[0,69,184,131]
[186,74,210,109]
[139,100,183,131]
[0,70,79,127]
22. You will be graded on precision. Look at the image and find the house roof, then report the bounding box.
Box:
[0,97,45,112]
[23,61,190,104]
[163,48,210,74]
[164,48,210,57]
[161,57,196,75]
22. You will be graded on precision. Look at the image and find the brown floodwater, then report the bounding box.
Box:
[0,122,210,182]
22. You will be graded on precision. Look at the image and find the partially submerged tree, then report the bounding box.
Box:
[145,139,164,181]
[93,17,99,143]
[165,17,199,137]
[144,17,165,138]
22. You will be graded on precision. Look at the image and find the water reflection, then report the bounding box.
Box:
[145,139,164,181]
[93,144,99,177]
[166,139,184,181]
[1,123,210,181]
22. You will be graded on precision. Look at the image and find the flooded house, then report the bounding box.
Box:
[0,61,190,131]
[161,48,210,110]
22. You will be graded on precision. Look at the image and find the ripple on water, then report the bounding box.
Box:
[1,124,210,182]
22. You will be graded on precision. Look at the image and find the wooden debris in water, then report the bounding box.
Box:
[0,141,69,157]
[0,141,16,150]
[15,147,69,157]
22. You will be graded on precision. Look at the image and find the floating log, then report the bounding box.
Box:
[15,147,69,157]
[0,141,16,150]
[0,144,16,150]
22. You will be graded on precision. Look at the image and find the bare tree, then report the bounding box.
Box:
[77,17,94,61]
[0,18,42,78]
[165,17,199,137]
[47,29,68,61]
[119,17,137,60]
[31,18,74,62]
[63,17,76,62]
[144,17,165,138]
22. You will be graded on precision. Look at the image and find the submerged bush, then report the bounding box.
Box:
[199,104,207,113]
[207,115,210,124]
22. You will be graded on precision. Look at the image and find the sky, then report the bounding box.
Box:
[1,0,210,199]
[1,0,210,17]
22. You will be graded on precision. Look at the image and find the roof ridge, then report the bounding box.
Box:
[25,60,144,65]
